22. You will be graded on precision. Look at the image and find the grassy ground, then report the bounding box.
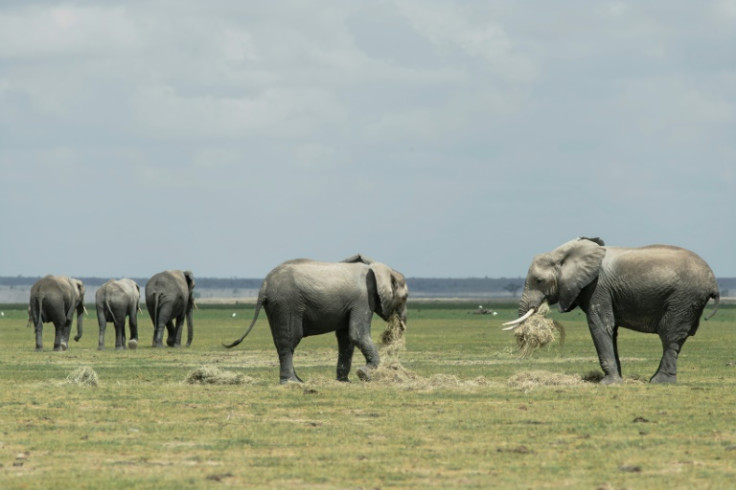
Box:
[0,301,734,488]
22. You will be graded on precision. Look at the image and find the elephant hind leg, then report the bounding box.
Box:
[270,312,303,384]
[650,335,688,384]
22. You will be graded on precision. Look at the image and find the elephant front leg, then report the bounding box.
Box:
[128,310,139,349]
[114,320,127,350]
[335,329,355,382]
[588,320,622,385]
[54,322,70,351]
[350,314,380,381]
[166,320,180,347]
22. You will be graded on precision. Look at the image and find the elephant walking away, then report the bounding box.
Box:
[504,237,719,384]
[145,270,195,348]
[225,255,409,384]
[96,278,141,350]
[29,275,86,351]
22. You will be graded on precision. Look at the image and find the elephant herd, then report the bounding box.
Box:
[27,238,721,385]
[29,270,196,352]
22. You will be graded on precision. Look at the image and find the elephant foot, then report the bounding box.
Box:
[128,339,138,350]
[279,377,303,385]
[356,365,376,382]
[650,373,677,384]
[35,347,43,352]
[98,345,105,350]
[152,342,165,348]
[599,374,623,385]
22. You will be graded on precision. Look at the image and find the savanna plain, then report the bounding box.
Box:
[0,301,734,489]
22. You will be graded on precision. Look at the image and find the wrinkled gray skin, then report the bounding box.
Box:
[29,275,86,351]
[225,255,409,384]
[515,237,720,384]
[96,278,141,350]
[145,270,195,348]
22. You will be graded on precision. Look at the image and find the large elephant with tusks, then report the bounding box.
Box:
[29,275,86,351]
[504,237,720,384]
[145,270,195,348]
[225,255,409,384]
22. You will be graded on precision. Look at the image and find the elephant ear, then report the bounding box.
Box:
[342,254,375,265]
[370,262,406,319]
[183,271,196,291]
[556,238,606,312]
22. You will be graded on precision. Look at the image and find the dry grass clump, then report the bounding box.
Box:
[512,302,565,357]
[507,370,585,391]
[185,365,254,385]
[362,314,490,389]
[66,366,99,387]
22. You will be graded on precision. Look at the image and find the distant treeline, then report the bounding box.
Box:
[2,276,736,295]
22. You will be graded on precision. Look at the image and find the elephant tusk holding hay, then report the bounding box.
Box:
[501,308,536,330]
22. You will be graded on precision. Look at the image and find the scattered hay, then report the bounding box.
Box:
[507,370,584,391]
[512,303,565,357]
[66,366,98,387]
[185,365,254,385]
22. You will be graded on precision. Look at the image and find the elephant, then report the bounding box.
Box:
[29,275,86,351]
[145,270,195,348]
[224,254,409,384]
[503,237,720,384]
[96,278,141,350]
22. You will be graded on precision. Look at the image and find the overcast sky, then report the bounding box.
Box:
[1,1,734,279]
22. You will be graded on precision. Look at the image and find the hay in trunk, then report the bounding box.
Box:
[512,302,565,357]
[185,365,254,385]
[66,366,98,387]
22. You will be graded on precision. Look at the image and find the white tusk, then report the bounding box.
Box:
[501,308,536,330]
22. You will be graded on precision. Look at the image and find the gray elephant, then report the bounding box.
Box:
[29,275,86,351]
[504,237,720,384]
[224,255,409,384]
[145,270,195,348]
[96,278,141,350]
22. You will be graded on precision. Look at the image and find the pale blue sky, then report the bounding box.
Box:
[1,1,734,278]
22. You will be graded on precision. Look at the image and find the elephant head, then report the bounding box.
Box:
[512,237,606,323]
[370,262,409,330]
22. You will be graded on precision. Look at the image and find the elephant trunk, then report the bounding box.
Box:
[501,287,539,330]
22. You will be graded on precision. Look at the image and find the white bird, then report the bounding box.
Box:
[232,313,237,318]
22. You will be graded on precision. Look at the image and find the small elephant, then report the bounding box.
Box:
[29,275,86,351]
[504,237,720,384]
[224,255,409,384]
[96,278,141,350]
[145,270,195,348]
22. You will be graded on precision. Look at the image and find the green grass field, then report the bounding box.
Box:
[0,301,734,488]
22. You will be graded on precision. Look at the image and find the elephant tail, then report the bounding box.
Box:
[223,290,265,348]
[105,298,119,325]
[152,292,162,329]
[30,295,44,328]
[703,290,720,321]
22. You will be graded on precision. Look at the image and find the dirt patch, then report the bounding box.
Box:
[185,365,255,385]
[507,370,586,391]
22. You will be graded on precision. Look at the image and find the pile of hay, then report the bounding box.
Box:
[66,366,99,387]
[511,303,565,357]
[185,365,254,385]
